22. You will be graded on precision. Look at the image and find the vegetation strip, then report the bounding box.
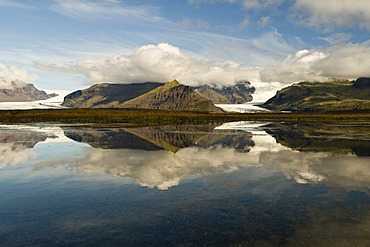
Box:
[1,109,370,125]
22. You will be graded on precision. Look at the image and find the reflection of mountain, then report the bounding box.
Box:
[64,127,164,151]
[63,125,255,153]
[0,127,49,148]
[0,126,55,168]
[264,122,370,156]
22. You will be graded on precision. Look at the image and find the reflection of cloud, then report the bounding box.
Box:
[260,150,370,189]
[0,143,38,168]
[35,146,261,190]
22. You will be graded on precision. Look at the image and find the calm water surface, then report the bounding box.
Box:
[0,122,369,246]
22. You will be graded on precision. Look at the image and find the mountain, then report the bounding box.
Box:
[0,79,56,102]
[62,82,163,108]
[193,81,255,104]
[120,80,223,112]
[63,80,223,113]
[262,78,370,112]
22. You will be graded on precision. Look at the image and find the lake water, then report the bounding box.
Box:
[0,122,369,246]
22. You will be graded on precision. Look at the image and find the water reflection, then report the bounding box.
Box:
[1,123,369,190]
[0,122,369,246]
[64,124,255,152]
[265,122,370,156]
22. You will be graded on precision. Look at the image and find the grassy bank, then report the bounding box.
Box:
[0,108,369,125]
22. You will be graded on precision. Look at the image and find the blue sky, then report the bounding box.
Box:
[0,0,370,99]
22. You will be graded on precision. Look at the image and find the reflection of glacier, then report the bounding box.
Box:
[0,125,73,168]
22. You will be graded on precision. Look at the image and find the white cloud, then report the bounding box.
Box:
[257,16,270,28]
[242,0,284,9]
[0,0,34,9]
[239,17,249,29]
[51,0,159,22]
[0,63,37,89]
[179,18,211,30]
[40,43,260,86]
[188,0,238,5]
[188,0,283,9]
[260,41,370,83]
[293,0,370,31]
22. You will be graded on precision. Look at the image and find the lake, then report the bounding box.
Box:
[0,122,369,246]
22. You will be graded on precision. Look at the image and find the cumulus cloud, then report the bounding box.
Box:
[40,43,260,86]
[293,0,370,31]
[0,63,37,89]
[260,41,370,83]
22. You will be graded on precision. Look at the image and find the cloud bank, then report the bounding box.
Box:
[0,63,37,89]
[41,43,260,86]
[260,41,370,83]
[294,0,370,31]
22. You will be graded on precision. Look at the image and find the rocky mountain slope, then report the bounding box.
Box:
[193,81,255,104]
[0,79,55,102]
[262,77,370,112]
[63,80,224,113]
[121,80,223,112]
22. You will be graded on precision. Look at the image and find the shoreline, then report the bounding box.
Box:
[0,108,369,126]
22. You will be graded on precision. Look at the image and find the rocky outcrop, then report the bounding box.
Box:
[193,81,255,104]
[0,79,55,102]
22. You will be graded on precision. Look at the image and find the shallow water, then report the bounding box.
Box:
[0,122,369,246]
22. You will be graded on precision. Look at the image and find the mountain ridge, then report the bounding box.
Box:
[62,80,225,112]
[261,78,370,112]
[0,79,56,102]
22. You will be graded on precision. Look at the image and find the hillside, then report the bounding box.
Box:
[63,80,223,113]
[0,79,55,102]
[62,82,162,108]
[193,81,255,104]
[121,80,224,113]
[262,78,370,112]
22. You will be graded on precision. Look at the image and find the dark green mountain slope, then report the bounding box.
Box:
[62,82,163,108]
[262,78,370,112]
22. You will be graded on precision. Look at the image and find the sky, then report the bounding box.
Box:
[0,0,370,101]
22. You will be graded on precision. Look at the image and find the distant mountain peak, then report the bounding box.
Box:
[0,79,56,102]
[193,80,255,104]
